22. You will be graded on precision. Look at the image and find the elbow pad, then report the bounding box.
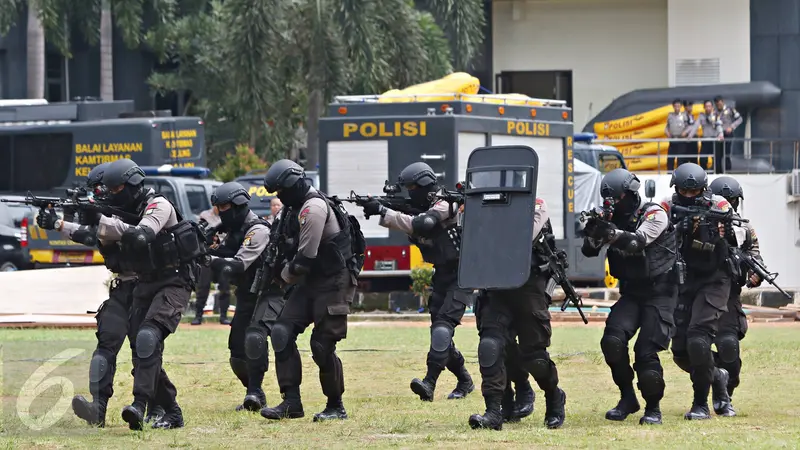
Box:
[609,231,646,254]
[121,225,157,250]
[581,238,601,258]
[288,254,314,276]
[210,257,245,276]
[411,213,439,238]
[71,226,98,247]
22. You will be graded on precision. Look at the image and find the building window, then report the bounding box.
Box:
[45,53,64,102]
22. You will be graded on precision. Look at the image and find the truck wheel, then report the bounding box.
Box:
[0,262,18,272]
[604,258,618,289]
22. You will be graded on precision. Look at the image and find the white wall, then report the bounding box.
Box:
[637,174,800,289]
[493,0,669,130]
[667,0,750,86]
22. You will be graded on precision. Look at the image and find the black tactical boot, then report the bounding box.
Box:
[605,386,641,421]
[639,404,663,425]
[513,381,535,420]
[238,389,267,412]
[684,403,711,420]
[469,395,504,431]
[145,404,166,424]
[410,377,436,402]
[260,388,305,420]
[190,315,203,325]
[220,314,231,326]
[501,386,517,423]
[152,402,184,429]
[544,388,566,429]
[712,368,735,417]
[71,395,107,427]
[447,367,475,400]
[121,401,146,430]
[313,397,348,422]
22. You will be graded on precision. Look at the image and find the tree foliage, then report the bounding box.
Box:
[212,143,268,182]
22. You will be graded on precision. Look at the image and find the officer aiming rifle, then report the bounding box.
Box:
[252,205,294,294]
[345,180,426,218]
[578,196,615,226]
[1,191,141,224]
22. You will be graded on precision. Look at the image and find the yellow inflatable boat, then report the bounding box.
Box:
[378,72,480,103]
[593,104,704,135]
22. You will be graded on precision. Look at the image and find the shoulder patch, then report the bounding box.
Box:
[645,210,657,221]
[144,203,158,215]
[242,230,256,246]
[299,207,310,226]
[717,199,731,212]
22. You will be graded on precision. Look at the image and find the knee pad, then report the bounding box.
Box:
[89,353,109,383]
[310,339,334,368]
[135,327,161,359]
[271,323,291,354]
[430,324,454,353]
[478,337,501,368]
[716,334,740,364]
[686,335,711,364]
[600,333,627,364]
[244,331,267,360]
[530,358,551,380]
[636,369,664,398]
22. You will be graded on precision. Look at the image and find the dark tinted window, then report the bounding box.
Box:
[0,133,73,192]
[143,180,180,212]
[598,153,625,173]
[185,184,210,215]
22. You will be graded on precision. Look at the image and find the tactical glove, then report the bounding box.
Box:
[36,207,59,230]
[361,198,386,218]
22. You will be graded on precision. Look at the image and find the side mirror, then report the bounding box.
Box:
[645,179,656,199]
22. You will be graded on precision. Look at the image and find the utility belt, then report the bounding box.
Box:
[121,221,206,275]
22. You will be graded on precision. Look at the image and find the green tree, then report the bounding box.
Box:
[212,143,268,182]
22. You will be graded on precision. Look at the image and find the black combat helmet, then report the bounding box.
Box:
[709,175,743,210]
[103,159,147,211]
[264,159,309,207]
[212,182,251,230]
[600,168,641,214]
[398,162,438,208]
[86,162,111,201]
[670,162,707,205]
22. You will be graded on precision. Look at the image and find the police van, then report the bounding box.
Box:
[0,99,206,266]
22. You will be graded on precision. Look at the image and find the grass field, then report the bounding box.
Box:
[1,321,800,449]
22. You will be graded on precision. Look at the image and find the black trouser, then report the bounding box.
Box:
[710,140,732,173]
[425,267,470,384]
[602,274,677,406]
[476,271,559,400]
[128,275,191,407]
[90,277,136,402]
[671,269,730,405]
[271,269,355,401]
[713,283,747,397]
[474,295,529,391]
[194,265,231,316]
[228,284,286,395]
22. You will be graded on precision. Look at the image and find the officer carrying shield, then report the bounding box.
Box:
[94,158,202,430]
[206,182,286,412]
[259,159,360,422]
[459,145,566,431]
[581,168,677,425]
[38,163,163,427]
[358,162,474,403]
[709,176,763,417]
[661,162,736,420]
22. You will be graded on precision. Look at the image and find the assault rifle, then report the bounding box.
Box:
[729,247,791,299]
[1,191,141,224]
[534,231,588,324]
[578,197,615,225]
[670,204,749,225]
[345,180,425,218]
[434,182,466,217]
[250,207,295,294]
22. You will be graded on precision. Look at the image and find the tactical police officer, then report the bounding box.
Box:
[192,206,232,325]
[709,176,762,417]
[259,159,359,422]
[95,158,202,430]
[666,98,693,169]
[206,182,286,412]
[692,100,724,171]
[38,163,164,427]
[661,162,735,420]
[581,168,677,425]
[469,197,566,431]
[358,162,474,402]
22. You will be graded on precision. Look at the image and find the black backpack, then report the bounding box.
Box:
[328,195,367,277]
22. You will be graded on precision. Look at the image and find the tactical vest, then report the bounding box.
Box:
[408,214,461,268]
[287,192,355,278]
[530,220,556,270]
[672,193,730,273]
[118,193,205,276]
[215,216,275,293]
[607,203,677,280]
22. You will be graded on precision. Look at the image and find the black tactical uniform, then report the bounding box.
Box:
[360,162,474,402]
[207,182,286,412]
[192,207,232,325]
[469,198,566,431]
[96,159,204,430]
[663,163,736,420]
[260,160,360,422]
[709,176,762,417]
[582,168,677,425]
[38,163,164,427]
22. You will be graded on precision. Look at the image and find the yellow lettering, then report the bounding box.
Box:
[74,167,90,177]
[161,129,197,140]
[248,187,257,196]
[568,202,574,213]
[567,149,573,160]
[403,122,419,136]
[343,123,358,137]
[379,122,392,137]
[567,162,573,172]
[567,137,573,146]
[567,175,574,187]
[506,121,551,136]
[173,162,195,168]
[419,121,427,136]
[567,189,574,200]
[360,123,377,137]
